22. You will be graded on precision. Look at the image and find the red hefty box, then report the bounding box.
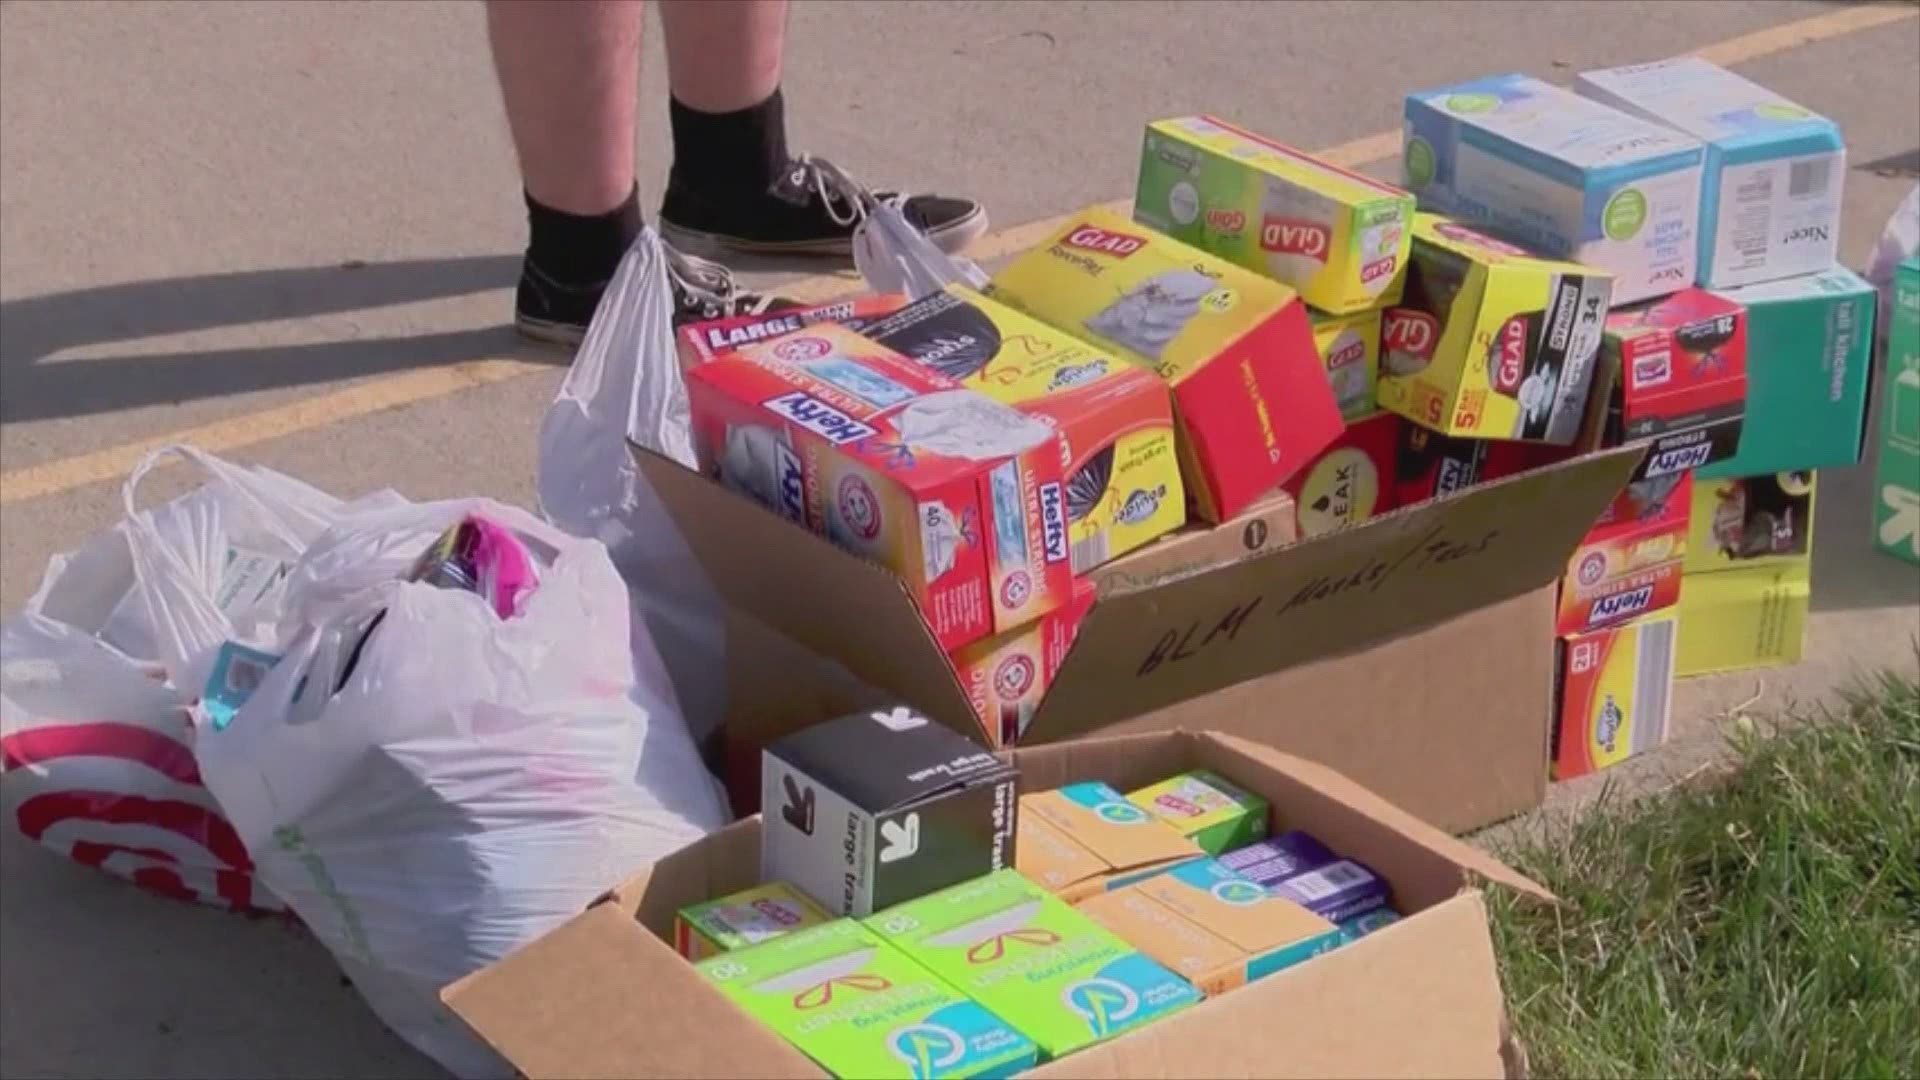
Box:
[674,294,910,369]
[684,323,1073,650]
[1601,289,1748,479]
[949,577,1098,747]
[1557,472,1691,636]
[1284,410,1402,538]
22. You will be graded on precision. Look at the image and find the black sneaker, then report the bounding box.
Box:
[658,154,988,262]
[514,243,799,346]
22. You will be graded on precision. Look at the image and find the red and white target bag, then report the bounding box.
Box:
[0,446,402,913]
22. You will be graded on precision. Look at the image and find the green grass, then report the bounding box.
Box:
[1488,669,1920,1079]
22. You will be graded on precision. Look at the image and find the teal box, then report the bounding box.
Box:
[1702,267,1875,478]
[1874,256,1920,565]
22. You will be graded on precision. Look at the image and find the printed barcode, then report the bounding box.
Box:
[1632,619,1676,754]
[1321,860,1371,887]
[1283,867,1344,902]
[1788,158,1830,199]
[1070,532,1110,575]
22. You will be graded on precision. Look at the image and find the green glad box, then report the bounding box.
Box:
[1875,255,1920,565]
[1126,769,1269,855]
[864,870,1201,1060]
[695,919,1037,1078]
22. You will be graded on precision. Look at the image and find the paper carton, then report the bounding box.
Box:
[1015,782,1203,901]
[1218,831,1336,883]
[1553,614,1677,780]
[1220,835,1392,925]
[694,919,1038,1078]
[1133,115,1415,314]
[677,882,833,960]
[1557,471,1691,637]
[761,708,1019,916]
[1310,308,1385,420]
[1403,74,1704,304]
[1599,288,1748,480]
[1285,410,1401,538]
[989,208,1344,522]
[676,294,911,368]
[1701,268,1875,477]
[685,325,1074,650]
[443,731,1557,1079]
[1676,472,1816,676]
[866,287,1185,572]
[950,579,1097,747]
[865,870,1201,1059]
[1083,489,1297,595]
[1576,57,1844,289]
[1873,256,1920,565]
[1126,769,1269,855]
[1378,214,1613,443]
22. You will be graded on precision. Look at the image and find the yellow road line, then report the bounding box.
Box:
[4,2,1911,506]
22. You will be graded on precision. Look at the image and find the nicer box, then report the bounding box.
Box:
[1379,214,1613,443]
[1134,115,1415,314]
[1403,73,1703,305]
[1126,769,1269,855]
[866,287,1185,572]
[686,324,1073,650]
[1877,256,1920,564]
[1676,472,1816,676]
[694,919,1038,1078]
[1557,471,1691,637]
[1312,308,1384,421]
[1576,57,1845,289]
[676,294,910,368]
[676,882,833,960]
[761,708,1019,916]
[1016,782,1202,901]
[1702,268,1875,478]
[1285,410,1401,538]
[951,579,1097,748]
[1083,488,1297,595]
[1553,614,1677,780]
[989,207,1344,522]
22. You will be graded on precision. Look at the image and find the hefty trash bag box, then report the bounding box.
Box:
[1676,472,1816,675]
[1391,422,1565,508]
[951,579,1097,748]
[444,731,1554,1079]
[685,325,1074,651]
[1873,256,1920,565]
[1701,268,1875,478]
[1556,471,1691,637]
[1576,57,1845,289]
[1403,74,1704,304]
[988,207,1344,523]
[1552,614,1678,780]
[1598,288,1748,480]
[1133,115,1415,314]
[865,287,1185,573]
[1378,214,1613,444]
[676,294,911,368]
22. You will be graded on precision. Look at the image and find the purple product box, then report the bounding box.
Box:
[1269,858,1391,923]
[1217,830,1336,885]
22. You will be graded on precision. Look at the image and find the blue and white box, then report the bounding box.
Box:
[1576,57,1844,289]
[1402,74,1705,306]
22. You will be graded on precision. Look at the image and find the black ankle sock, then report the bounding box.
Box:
[525,186,642,285]
[667,88,790,198]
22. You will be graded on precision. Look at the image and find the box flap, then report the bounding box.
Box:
[1026,446,1641,744]
[633,447,977,734]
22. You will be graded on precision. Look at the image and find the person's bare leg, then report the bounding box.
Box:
[659,0,787,114]
[487,0,641,215]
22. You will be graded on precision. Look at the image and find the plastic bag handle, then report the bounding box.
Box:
[122,444,309,554]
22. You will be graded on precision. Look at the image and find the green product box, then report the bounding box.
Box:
[675,881,832,960]
[865,870,1201,1060]
[695,919,1038,1079]
[1702,267,1875,478]
[1874,256,1920,565]
[1125,770,1270,855]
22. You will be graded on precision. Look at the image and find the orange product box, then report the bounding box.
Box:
[1014,783,1204,902]
[1553,614,1677,780]
[1557,471,1691,636]
[989,207,1344,524]
[683,323,1073,651]
[673,294,909,368]
[949,577,1097,748]
[1284,410,1402,538]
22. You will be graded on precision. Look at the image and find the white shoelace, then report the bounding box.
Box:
[788,154,874,229]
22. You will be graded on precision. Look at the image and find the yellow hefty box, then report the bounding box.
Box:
[1553,615,1678,780]
[1676,562,1810,676]
[866,286,1185,572]
[990,207,1345,524]
[1311,308,1383,421]
[1685,471,1816,574]
[1378,214,1613,444]
[1133,115,1415,314]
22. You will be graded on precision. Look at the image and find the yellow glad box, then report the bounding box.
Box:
[1377,214,1613,444]
[1310,308,1383,421]
[1676,471,1815,676]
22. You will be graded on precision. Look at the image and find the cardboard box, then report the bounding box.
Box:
[1378,214,1614,443]
[1576,57,1845,289]
[638,433,1643,832]
[1701,268,1875,478]
[989,207,1344,522]
[1125,769,1269,855]
[1015,782,1203,901]
[1873,256,1920,565]
[685,324,1074,650]
[676,882,833,960]
[1552,614,1677,780]
[1402,74,1704,304]
[950,579,1097,748]
[1078,859,1342,996]
[865,870,1202,1059]
[1599,288,1748,479]
[676,294,911,368]
[1310,308,1384,421]
[866,287,1185,572]
[693,918,1039,1078]
[1084,488,1298,595]
[441,732,1555,1078]
[1676,472,1815,676]
[1133,115,1415,314]
[1556,471,1691,636]
[1286,410,1401,538]
[760,708,1019,916]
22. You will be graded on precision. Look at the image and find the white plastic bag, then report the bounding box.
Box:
[854,192,990,300]
[194,498,728,1079]
[1867,183,1919,341]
